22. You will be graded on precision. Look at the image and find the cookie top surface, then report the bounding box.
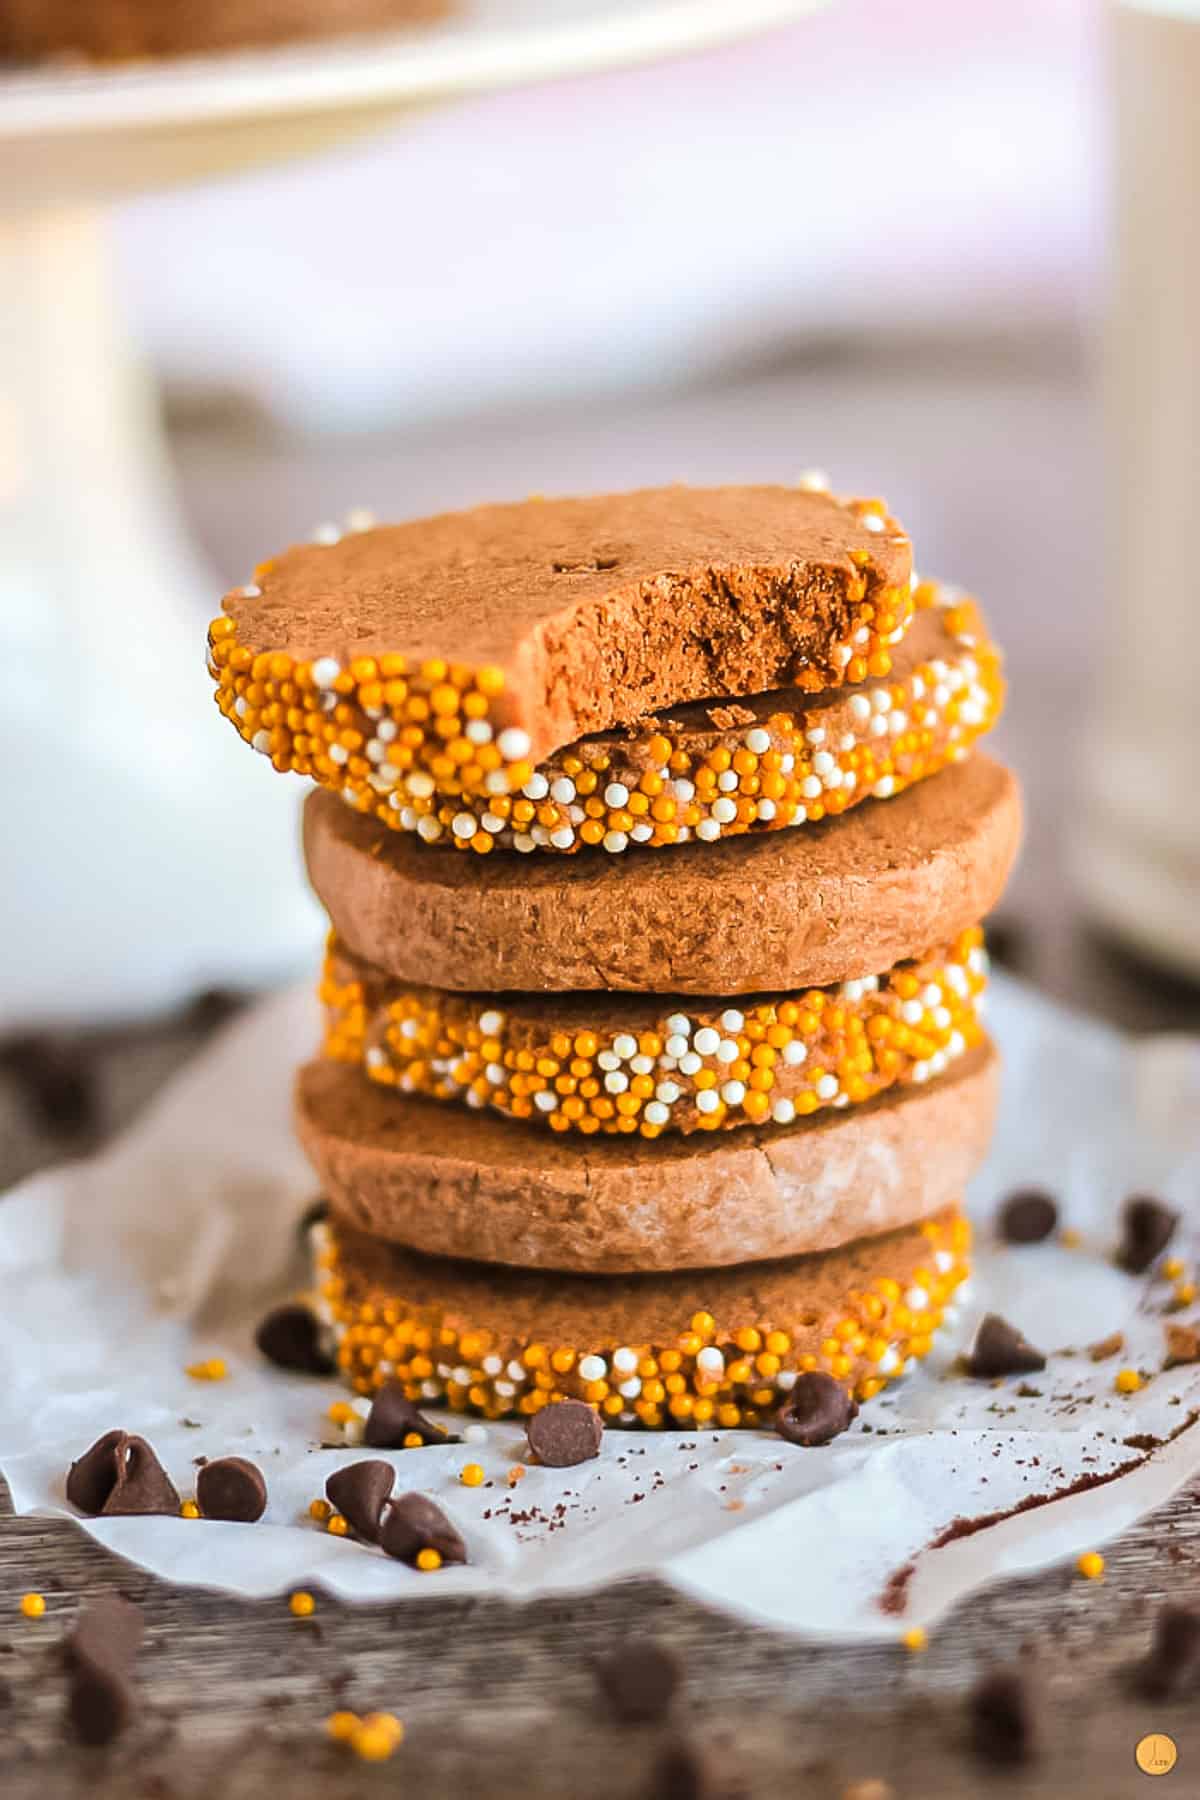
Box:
[304,754,1022,994]
[217,485,912,763]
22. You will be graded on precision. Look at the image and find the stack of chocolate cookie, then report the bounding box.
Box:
[209,484,1020,1431]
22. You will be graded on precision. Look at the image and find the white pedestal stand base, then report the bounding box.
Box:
[0,208,321,1027]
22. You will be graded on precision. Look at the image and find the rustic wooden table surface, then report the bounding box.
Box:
[3,353,1200,1798]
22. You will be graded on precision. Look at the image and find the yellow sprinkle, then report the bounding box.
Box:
[327,1401,356,1425]
[289,1591,316,1617]
[20,1593,45,1620]
[352,1722,399,1762]
[1077,1551,1105,1580]
[326,1710,360,1743]
[402,1432,424,1449]
[459,1462,485,1488]
[901,1626,927,1652]
[1175,1283,1197,1306]
[415,1547,443,1572]
[1115,1368,1142,1394]
[308,1498,331,1522]
[1059,1228,1083,1249]
[179,1500,201,1519]
[185,1357,228,1381]
[1163,1258,1186,1281]
[327,1513,349,1537]
[361,1712,405,1747]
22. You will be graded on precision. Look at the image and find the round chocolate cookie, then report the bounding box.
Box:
[295,1039,998,1272]
[321,927,990,1139]
[0,0,446,61]
[305,753,1021,995]
[210,484,912,786]
[312,1206,972,1429]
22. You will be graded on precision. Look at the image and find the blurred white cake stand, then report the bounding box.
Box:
[0,0,822,1028]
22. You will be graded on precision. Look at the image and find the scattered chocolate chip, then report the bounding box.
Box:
[66,1430,127,1515]
[1134,1605,1200,1699]
[1117,1195,1178,1274]
[775,1372,858,1446]
[596,1640,680,1723]
[379,1493,467,1567]
[648,1738,739,1800]
[966,1314,1046,1379]
[0,1033,98,1137]
[254,1302,334,1376]
[983,915,1032,973]
[1165,1324,1200,1368]
[526,1399,604,1468]
[65,1596,144,1746]
[997,1189,1058,1244]
[1088,1332,1124,1362]
[66,1431,179,1517]
[364,1380,454,1448]
[969,1667,1034,1765]
[326,1460,395,1542]
[195,1457,267,1523]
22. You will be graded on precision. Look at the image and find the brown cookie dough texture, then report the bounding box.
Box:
[305,754,1022,995]
[222,485,911,764]
[314,1205,973,1426]
[0,0,446,61]
[296,1039,998,1272]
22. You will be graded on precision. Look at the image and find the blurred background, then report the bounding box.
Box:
[1,0,1197,1182]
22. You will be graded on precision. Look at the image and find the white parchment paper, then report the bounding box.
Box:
[2,974,1199,1639]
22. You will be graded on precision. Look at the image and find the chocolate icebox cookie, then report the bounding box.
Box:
[208,479,1020,1428]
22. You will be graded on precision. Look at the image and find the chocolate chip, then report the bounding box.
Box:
[648,1738,740,1800]
[195,1457,267,1523]
[969,1667,1034,1765]
[966,1314,1046,1379]
[364,1380,454,1448]
[326,1460,395,1543]
[254,1302,334,1376]
[66,1431,179,1517]
[66,1430,127,1515]
[526,1399,604,1468]
[379,1493,467,1567]
[774,1372,858,1446]
[1134,1605,1200,1699]
[596,1640,680,1723]
[997,1189,1058,1244]
[65,1596,143,1746]
[1117,1195,1178,1274]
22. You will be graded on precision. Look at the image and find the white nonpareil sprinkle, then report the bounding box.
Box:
[716,1038,740,1065]
[695,1090,721,1114]
[815,1074,838,1101]
[497,727,532,762]
[478,1009,504,1037]
[312,522,341,545]
[693,1026,720,1056]
[523,772,549,800]
[796,468,831,492]
[772,1097,797,1124]
[310,656,340,688]
[782,1040,808,1066]
[578,1354,607,1382]
[695,819,721,842]
[717,769,738,793]
[678,1052,703,1077]
[613,1033,638,1061]
[416,816,442,842]
[604,1071,629,1095]
[604,782,630,809]
[901,1000,924,1026]
[905,1286,929,1312]
[877,1347,900,1375]
[612,1347,639,1375]
[550,777,576,804]
[534,1091,557,1112]
[666,1014,691,1037]
[656,1080,682,1104]
[452,812,476,839]
[463,1423,488,1444]
[720,1009,745,1032]
[745,728,770,755]
[549,826,575,850]
[644,1101,670,1126]
[482,1355,503,1376]
[597,1050,621,1072]
[604,830,629,853]
[406,770,435,798]
[873,775,896,798]
[696,1346,725,1375]
[711,797,737,825]
[721,1080,746,1106]
[801,776,823,801]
